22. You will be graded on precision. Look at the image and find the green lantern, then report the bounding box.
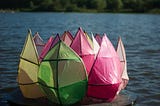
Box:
[38,41,88,105]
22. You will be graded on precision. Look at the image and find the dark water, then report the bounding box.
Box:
[0,12,160,106]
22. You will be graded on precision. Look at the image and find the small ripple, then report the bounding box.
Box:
[138,71,154,77]
[136,88,150,94]
[140,99,160,106]
[0,67,8,71]
[0,87,17,94]
[146,94,160,100]
[143,49,160,54]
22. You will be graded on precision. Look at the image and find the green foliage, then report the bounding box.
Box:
[107,0,123,11]
[87,0,106,10]
[0,0,160,13]
[29,1,36,9]
[65,4,78,12]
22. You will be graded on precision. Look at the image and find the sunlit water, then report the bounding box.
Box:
[0,12,160,106]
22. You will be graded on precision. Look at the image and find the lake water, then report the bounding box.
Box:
[0,12,160,106]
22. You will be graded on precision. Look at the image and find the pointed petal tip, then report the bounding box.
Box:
[118,35,121,39]
[78,27,83,31]
[103,33,107,36]
[119,36,122,41]
[57,33,61,39]
[91,32,94,36]
[28,29,32,34]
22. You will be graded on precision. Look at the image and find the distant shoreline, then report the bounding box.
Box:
[1,0,160,14]
[0,9,17,13]
[0,9,160,14]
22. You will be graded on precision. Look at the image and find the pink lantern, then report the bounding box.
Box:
[39,34,60,62]
[61,31,74,46]
[95,33,102,46]
[87,34,123,102]
[33,32,45,57]
[39,36,54,62]
[116,36,129,94]
[70,27,95,75]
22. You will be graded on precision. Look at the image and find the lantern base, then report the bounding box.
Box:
[5,87,136,106]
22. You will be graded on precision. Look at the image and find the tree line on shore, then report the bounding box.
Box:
[0,0,160,13]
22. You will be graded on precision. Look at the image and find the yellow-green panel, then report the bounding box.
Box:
[43,43,59,60]
[18,59,38,84]
[39,85,59,104]
[85,32,93,49]
[58,42,81,60]
[20,30,39,64]
[19,83,45,98]
[58,60,87,87]
[38,61,56,88]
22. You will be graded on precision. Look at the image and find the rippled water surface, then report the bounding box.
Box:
[0,13,160,106]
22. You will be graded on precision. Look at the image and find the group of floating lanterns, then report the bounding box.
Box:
[17,27,129,105]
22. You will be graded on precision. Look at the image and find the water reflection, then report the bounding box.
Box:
[0,13,160,106]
